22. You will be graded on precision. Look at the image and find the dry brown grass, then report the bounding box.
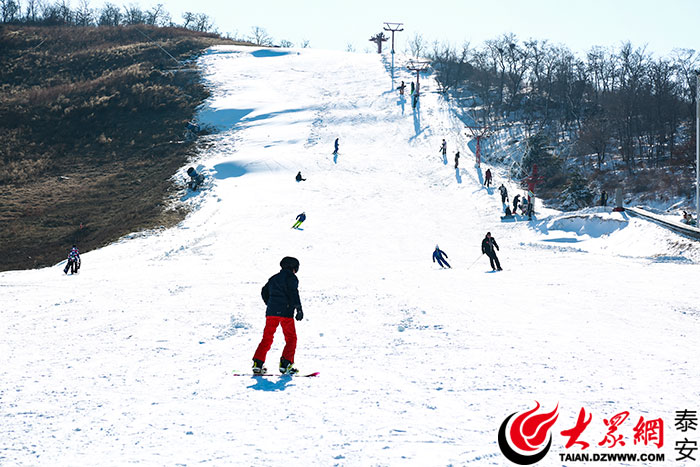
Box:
[0,24,250,271]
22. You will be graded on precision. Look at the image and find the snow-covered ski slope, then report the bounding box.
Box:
[2,46,699,466]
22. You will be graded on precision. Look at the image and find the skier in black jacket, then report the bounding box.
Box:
[498,184,508,204]
[252,256,304,374]
[481,232,502,271]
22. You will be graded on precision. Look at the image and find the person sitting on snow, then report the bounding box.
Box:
[296,171,306,182]
[682,211,697,226]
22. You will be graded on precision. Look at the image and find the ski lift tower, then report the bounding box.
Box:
[384,22,404,80]
[465,125,491,168]
[383,22,403,55]
[407,59,430,106]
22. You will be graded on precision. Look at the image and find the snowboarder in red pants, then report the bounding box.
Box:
[252,256,304,375]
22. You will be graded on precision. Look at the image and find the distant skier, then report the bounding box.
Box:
[682,211,696,225]
[454,151,460,169]
[410,81,415,95]
[484,168,493,187]
[252,256,304,375]
[398,81,406,95]
[439,139,447,159]
[333,138,339,154]
[432,245,451,269]
[599,190,608,207]
[520,196,529,216]
[498,184,508,204]
[63,245,80,274]
[481,232,502,271]
[292,212,306,229]
[186,167,205,190]
[526,191,535,219]
[296,171,306,182]
[512,194,521,214]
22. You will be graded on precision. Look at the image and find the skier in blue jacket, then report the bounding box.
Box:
[432,245,451,268]
[292,212,306,229]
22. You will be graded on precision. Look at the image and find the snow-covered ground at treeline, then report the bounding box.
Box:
[2,47,700,466]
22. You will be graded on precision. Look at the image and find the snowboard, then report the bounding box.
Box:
[233,371,319,377]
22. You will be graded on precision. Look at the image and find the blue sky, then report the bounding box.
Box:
[98,0,698,57]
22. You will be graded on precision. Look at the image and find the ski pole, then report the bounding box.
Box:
[466,253,482,270]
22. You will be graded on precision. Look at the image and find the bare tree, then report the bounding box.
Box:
[97,2,120,25]
[501,36,529,111]
[122,3,145,25]
[1,0,21,22]
[279,39,293,48]
[672,48,700,121]
[24,0,42,22]
[407,32,425,58]
[249,26,273,46]
[193,12,213,32]
[300,39,310,48]
[145,3,166,26]
[74,0,93,26]
[181,11,194,29]
[578,115,611,169]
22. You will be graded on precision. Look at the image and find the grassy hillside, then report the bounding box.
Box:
[0,25,247,271]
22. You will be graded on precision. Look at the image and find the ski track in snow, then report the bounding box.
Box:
[1,46,699,466]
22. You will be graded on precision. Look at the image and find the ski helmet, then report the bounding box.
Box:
[280,256,300,272]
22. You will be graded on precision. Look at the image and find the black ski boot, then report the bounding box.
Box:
[279,358,299,375]
[252,359,266,375]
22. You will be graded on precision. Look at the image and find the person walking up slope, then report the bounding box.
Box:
[432,245,451,269]
[63,245,81,274]
[498,184,508,204]
[292,212,306,229]
[484,169,493,187]
[252,256,304,375]
[481,232,502,271]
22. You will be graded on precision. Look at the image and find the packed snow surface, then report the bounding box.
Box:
[2,46,699,466]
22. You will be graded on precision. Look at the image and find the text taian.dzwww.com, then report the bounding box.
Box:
[559,452,665,462]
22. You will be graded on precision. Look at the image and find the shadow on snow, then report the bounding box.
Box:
[247,375,295,391]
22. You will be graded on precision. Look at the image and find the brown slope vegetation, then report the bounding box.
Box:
[0,25,248,272]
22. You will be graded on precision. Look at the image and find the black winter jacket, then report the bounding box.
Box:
[261,269,302,318]
[481,236,500,255]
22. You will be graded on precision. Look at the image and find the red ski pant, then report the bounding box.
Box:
[253,316,297,363]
